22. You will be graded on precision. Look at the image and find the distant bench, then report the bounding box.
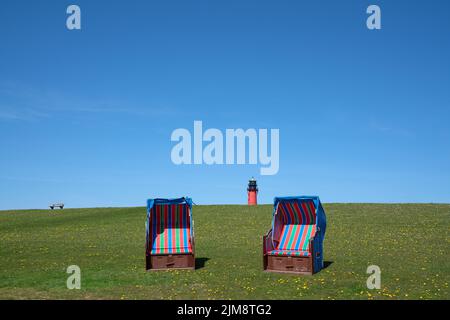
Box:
[49,203,64,210]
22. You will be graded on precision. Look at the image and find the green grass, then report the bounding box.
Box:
[0,204,449,300]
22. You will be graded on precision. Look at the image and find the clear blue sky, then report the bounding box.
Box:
[1,0,449,209]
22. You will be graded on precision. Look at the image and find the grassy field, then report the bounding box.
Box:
[0,204,449,300]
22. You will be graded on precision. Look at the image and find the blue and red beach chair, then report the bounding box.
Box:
[263,196,326,275]
[145,197,195,270]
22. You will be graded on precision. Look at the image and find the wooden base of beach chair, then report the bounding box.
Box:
[263,255,314,275]
[146,253,195,271]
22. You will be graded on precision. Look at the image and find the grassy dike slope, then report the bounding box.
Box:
[0,204,449,299]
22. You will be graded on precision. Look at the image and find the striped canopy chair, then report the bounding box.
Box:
[145,197,195,270]
[263,196,326,275]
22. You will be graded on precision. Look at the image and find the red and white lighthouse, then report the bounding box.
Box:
[247,177,258,205]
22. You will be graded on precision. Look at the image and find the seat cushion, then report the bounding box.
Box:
[151,227,193,254]
[277,224,316,252]
[269,250,311,257]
